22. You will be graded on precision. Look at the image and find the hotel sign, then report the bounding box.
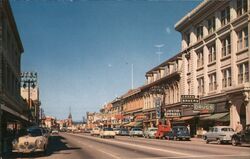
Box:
[165,109,181,117]
[181,95,199,104]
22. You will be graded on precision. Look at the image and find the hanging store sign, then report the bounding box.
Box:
[165,109,181,117]
[193,103,215,112]
[181,95,199,104]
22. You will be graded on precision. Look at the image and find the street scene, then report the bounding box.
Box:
[0,0,250,158]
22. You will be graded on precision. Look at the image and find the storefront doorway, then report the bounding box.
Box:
[240,103,246,128]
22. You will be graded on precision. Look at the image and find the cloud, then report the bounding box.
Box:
[166,27,171,34]
[108,64,112,68]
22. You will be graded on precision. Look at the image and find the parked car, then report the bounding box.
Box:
[144,127,157,138]
[164,126,190,141]
[113,128,121,135]
[100,127,116,138]
[231,124,250,146]
[73,129,82,134]
[129,128,143,137]
[12,127,48,154]
[204,126,235,144]
[118,128,129,136]
[91,127,101,136]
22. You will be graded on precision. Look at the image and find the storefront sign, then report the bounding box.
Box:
[181,95,199,104]
[193,103,215,112]
[165,109,181,117]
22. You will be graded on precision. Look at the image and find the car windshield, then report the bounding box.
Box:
[221,128,234,132]
[27,128,43,137]
[104,128,113,131]
[150,128,157,131]
[176,127,188,131]
[133,128,142,131]
[121,128,128,131]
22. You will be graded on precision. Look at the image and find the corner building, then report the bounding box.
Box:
[175,0,250,130]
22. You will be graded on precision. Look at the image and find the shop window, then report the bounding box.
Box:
[197,77,204,95]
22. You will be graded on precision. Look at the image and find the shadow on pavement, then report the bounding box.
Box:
[3,135,81,159]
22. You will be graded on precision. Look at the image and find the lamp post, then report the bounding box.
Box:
[21,72,38,123]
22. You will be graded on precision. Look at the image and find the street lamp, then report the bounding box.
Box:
[21,72,38,123]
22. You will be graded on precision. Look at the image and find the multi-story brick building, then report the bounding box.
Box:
[175,0,249,131]
[0,0,29,155]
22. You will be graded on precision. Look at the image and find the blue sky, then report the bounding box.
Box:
[11,0,201,121]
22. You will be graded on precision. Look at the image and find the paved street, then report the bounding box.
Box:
[5,133,250,159]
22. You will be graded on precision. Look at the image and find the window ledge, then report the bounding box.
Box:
[208,61,216,67]
[236,47,248,55]
[196,66,204,71]
[220,54,231,61]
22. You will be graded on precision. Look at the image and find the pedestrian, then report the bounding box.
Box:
[235,121,243,133]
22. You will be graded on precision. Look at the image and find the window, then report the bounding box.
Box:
[221,35,231,57]
[221,7,230,26]
[237,27,248,51]
[197,50,204,68]
[196,24,203,41]
[238,62,249,84]
[209,73,217,91]
[197,77,204,95]
[208,44,216,63]
[207,16,215,34]
[222,68,232,88]
[187,81,191,95]
[237,0,248,17]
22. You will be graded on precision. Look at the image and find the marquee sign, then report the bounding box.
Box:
[165,109,181,117]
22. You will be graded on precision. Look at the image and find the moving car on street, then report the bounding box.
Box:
[12,127,48,154]
[143,127,157,138]
[129,128,143,137]
[164,126,190,141]
[100,127,116,138]
[231,124,250,146]
[91,127,101,136]
[118,128,129,136]
[204,126,235,144]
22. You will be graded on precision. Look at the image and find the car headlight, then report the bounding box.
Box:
[35,139,43,148]
[12,139,18,146]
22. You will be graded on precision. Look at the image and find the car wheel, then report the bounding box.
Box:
[206,139,209,144]
[232,138,238,146]
[217,139,221,144]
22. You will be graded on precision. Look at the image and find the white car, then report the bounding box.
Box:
[113,128,121,135]
[91,127,101,136]
[100,128,116,138]
[129,128,143,137]
[144,127,157,138]
[12,127,48,154]
[204,126,235,144]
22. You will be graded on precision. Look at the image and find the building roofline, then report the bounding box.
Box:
[174,0,213,32]
[146,52,182,75]
[1,0,24,53]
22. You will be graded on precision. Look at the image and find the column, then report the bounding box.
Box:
[246,101,250,125]
[203,46,209,95]
[230,104,240,130]
[231,30,237,86]
[0,106,2,156]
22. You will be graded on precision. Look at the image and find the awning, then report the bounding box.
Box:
[200,112,229,121]
[124,121,142,127]
[178,116,194,121]
[217,113,230,122]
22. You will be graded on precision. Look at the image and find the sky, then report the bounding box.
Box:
[10,0,201,121]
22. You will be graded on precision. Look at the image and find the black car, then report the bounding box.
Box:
[164,126,191,141]
[232,124,250,146]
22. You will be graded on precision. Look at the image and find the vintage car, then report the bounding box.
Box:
[51,129,59,135]
[143,127,157,138]
[129,128,143,137]
[118,128,129,136]
[90,127,101,136]
[12,127,48,154]
[164,126,190,141]
[204,126,235,144]
[113,128,121,135]
[100,127,116,138]
[232,124,250,146]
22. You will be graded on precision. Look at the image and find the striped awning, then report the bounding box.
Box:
[200,112,229,121]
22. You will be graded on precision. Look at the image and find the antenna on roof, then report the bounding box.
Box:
[154,44,165,63]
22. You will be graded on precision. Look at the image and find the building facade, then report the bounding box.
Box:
[175,0,250,131]
[0,0,29,155]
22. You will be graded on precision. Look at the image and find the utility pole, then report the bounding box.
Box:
[155,44,165,63]
[131,64,134,89]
